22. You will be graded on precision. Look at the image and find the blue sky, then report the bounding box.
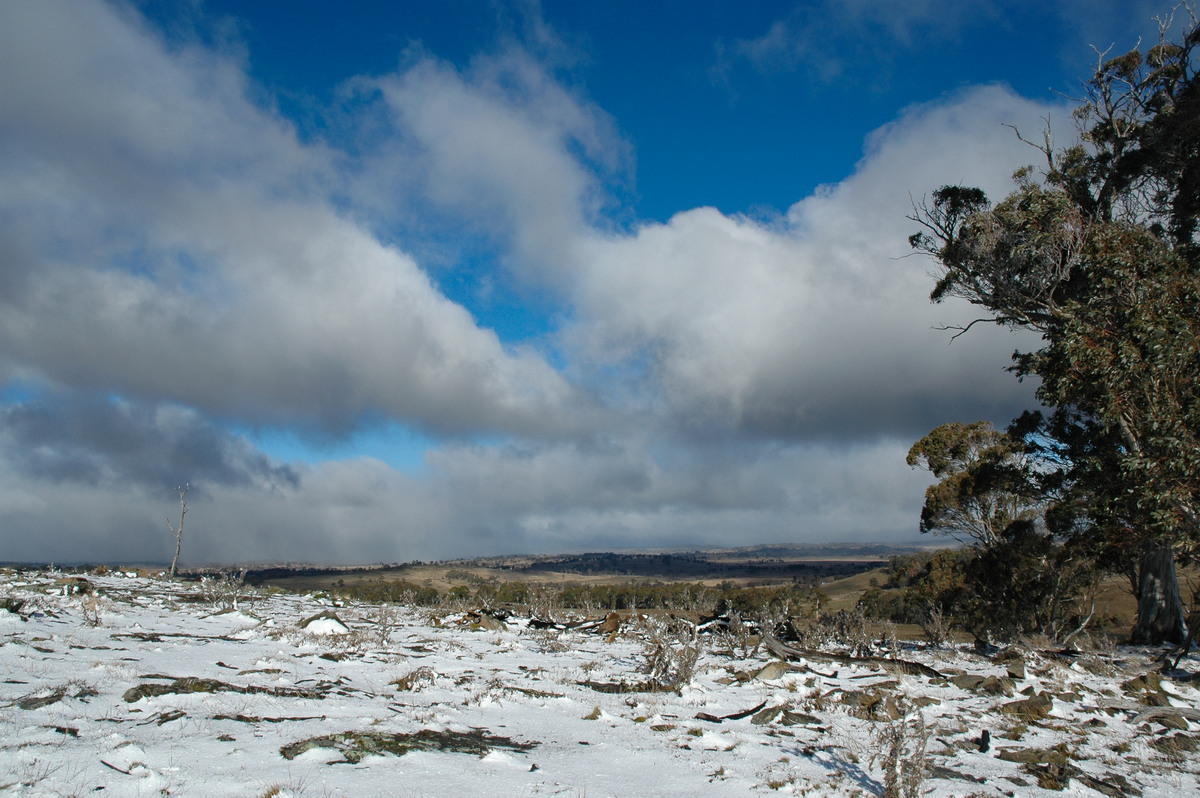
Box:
[0,0,1177,564]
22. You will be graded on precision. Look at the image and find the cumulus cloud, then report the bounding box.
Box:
[566,86,1063,442]
[360,48,629,284]
[0,1,1085,564]
[0,1,580,438]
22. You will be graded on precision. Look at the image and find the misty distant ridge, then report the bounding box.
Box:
[1,541,933,570]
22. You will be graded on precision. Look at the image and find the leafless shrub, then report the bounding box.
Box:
[527,583,558,622]
[360,602,403,647]
[878,621,901,655]
[707,612,760,658]
[391,665,436,692]
[201,569,254,611]
[797,608,874,656]
[528,627,572,654]
[637,614,701,688]
[81,593,106,627]
[871,699,929,798]
[920,606,953,648]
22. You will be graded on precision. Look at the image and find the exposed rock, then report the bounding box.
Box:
[980,675,1016,696]
[1123,673,1176,707]
[17,687,67,710]
[390,666,436,692]
[778,709,821,726]
[839,689,901,720]
[695,700,769,723]
[929,765,986,784]
[952,674,986,690]
[55,577,92,595]
[279,728,538,764]
[598,611,622,635]
[16,683,97,709]
[1157,714,1189,731]
[1152,732,1198,756]
[999,691,1054,720]
[753,660,793,681]
[996,742,1071,765]
[123,676,322,702]
[1024,761,1079,791]
[1124,673,1162,693]
[299,610,350,635]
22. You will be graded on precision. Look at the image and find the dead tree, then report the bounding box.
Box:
[167,484,189,579]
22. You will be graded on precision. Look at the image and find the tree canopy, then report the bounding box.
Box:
[909,8,1200,645]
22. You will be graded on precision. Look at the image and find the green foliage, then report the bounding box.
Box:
[957,523,1098,642]
[858,542,1097,644]
[857,550,970,626]
[908,12,1200,644]
[907,421,1040,547]
[337,580,441,606]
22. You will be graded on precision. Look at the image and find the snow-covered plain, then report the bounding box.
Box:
[1,570,1197,797]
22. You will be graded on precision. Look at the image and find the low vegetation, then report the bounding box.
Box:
[3,566,1198,796]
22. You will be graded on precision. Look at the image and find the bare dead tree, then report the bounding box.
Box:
[166,484,189,579]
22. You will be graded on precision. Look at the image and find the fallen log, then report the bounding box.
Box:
[695,700,769,723]
[761,633,943,679]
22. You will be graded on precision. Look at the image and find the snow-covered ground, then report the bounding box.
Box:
[1,570,1196,797]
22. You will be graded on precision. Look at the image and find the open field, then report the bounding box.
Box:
[3,567,1199,797]
[245,544,923,595]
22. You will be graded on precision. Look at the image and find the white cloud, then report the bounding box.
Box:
[0,1,579,438]
[363,48,629,285]
[564,86,1064,441]
[725,0,1002,84]
[0,2,1090,564]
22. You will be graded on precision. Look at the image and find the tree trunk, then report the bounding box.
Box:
[1130,545,1187,645]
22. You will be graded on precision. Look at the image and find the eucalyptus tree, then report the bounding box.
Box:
[909,9,1200,644]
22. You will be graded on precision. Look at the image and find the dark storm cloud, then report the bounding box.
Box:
[1,393,298,493]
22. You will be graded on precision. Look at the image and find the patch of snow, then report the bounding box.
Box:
[0,569,1197,797]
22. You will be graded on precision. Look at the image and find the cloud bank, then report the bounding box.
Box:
[0,1,1071,564]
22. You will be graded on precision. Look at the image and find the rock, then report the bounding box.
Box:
[299,610,350,635]
[996,743,1070,766]
[469,614,506,632]
[928,765,986,784]
[840,689,901,720]
[779,709,821,726]
[750,705,783,725]
[1075,773,1139,798]
[1124,673,1162,693]
[1158,714,1189,731]
[980,676,1016,697]
[1123,673,1174,707]
[56,577,92,595]
[952,674,986,690]
[598,611,622,634]
[999,691,1054,721]
[753,661,792,681]
[1024,761,1079,791]
[1007,660,1026,680]
[1152,733,1198,756]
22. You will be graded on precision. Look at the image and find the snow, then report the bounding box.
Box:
[1,570,1197,797]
